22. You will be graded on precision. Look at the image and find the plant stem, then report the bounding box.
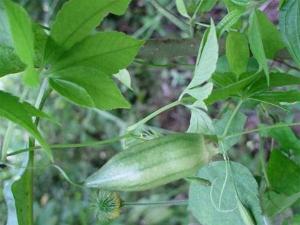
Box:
[123,199,188,207]
[259,136,271,188]
[27,79,50,225]
[134,59,194,68]
[151,0,188,32]
[7,133,131,156]
[224,122,300,139]
[127,100,182,131]
[1,123,14,161]
[221,100,243,138]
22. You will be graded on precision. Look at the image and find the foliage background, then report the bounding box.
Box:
[0,0,300,224]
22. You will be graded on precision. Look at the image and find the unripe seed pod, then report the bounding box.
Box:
[85,133,218,192]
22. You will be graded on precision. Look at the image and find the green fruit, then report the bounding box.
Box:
[85,133,218,192]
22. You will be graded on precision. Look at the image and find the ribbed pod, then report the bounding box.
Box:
[85,133,217,191]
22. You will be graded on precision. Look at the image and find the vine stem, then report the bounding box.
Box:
[127,100,182,131]
[221,100,243,138]
[218,100,243,209]
[123,199,188,207]
[224,122,300,139]
[1,123,14,161]
[7,133,131,156]
[259,136,271,188]
[27,79,51,225]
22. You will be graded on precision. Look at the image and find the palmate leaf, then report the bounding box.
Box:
[280,0,300,67]
[206,72,259,105]
[48,32,143,110]
[0,90,52,160]
[49,67,130,110]
[50,0,131,50]
[52,32,143,75]
[247,72,300,94]
[189,161,264,225]
[251,90,300,105]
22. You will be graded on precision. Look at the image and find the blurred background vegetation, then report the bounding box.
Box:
[1,0,300,225]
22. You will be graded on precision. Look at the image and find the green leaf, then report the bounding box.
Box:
[248,10,269,84]
[247,72,300,94]
[251,90,300,105]
[262,190,300,217]
[280,0,300,67]
[181,22,218,135]
[3,153,33,225]
[0,44,25,77]
[267,151,300,195]
[187,106,215,134]
[49,67,130,110]
[181,21,218,100]
[289,215,300,225]
[197,0,218,12]
[256,10,285,59]
[214,110,247,152]
[260,123,300,158]
[113,69,133,91]
[0,90,52,160]
[189,161,264,225]
[206,72,259,105]
[52,31,144,75]
[0,1,13,46]
[226,32,249,75]
[176,0,190,18]
[217,9,243,36]
[50,0,131,50]
[4,0,34,65]
[3,0,36,85]
[32,23,48,67]
[231,0,250,6]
